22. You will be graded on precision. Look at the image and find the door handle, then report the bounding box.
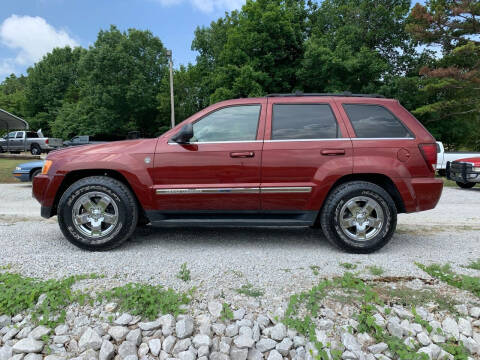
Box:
[321,149,345,156]
[230,151,255,158]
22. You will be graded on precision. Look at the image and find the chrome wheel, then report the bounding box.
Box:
[72,191,118,238]
[339,196,384,241]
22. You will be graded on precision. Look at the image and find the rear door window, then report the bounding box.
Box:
[272,104,339,140]
[343,104,412,138]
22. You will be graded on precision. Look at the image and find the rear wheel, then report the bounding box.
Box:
[57,176,138,251]
[320,181,397,253]
[456,181,476,189]
[30,144,42,155]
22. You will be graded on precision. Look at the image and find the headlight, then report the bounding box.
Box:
[41,160,53,175]
[15,166,22,171]
[474,167,480,172]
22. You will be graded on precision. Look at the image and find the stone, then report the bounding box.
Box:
[55,325,69,336]
[115,313,133,326]
[12,338,44,353]
[417,332,431,346]
[256,315,270,329]
[212,323,226,336]
[418,344,441,360]
[138,320,161,331]
[239,326,253,338]
[270,323,287,341]
[198,345,209,357]
[2,327,19,342]
[404,337,416,349]
[0,345,13,360]
[341,351,357,360]
[53,335,70,344]
[108,326,129,342]
[341,332,361,352]
[247,348,263,360]
[318,319,334,330]
[368,343,388,354]
[173,338,191,355]
[79,327,103,351]
[178,350,195,360]
[394,308,414,320]
[99,340,115,360]
[149,339,162,356]
[208,302,223,318]
[226,324,239,337]
[126,329,142,346]
[267,349,283,360]
[454,305,469,316]
[138,343,150,357]
[387,319,404,338]
[24,355,42,360]
[442,318,459,340]
[74,315,90,328]
[44,356,65,360]
[0,316,11,328]
[176,316,194,339]
[458,318,472,337]
[118,341,138,358]
[219,341,230,354]
[470,307,480,319]
[463,337,480,355]
[276,337,293,356]
[357,333,373,346]
[210,351,229,360]
[193,334,211,348]
[163,335,176,353]
[256,338,277,352]
[234,335,254,349]
[231,347,248,360]
[294,335,306,347]
[16,326,32,339]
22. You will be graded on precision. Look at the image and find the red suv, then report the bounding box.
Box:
[33,94,443,253]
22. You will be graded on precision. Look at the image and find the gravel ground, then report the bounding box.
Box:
[0,183,479,307]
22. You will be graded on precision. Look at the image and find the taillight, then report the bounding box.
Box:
[419,143,437,172]
[45,138,49,144]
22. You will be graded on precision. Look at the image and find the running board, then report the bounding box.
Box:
[145,210,317,227]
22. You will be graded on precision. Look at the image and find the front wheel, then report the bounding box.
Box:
[57,176,138,251]
[320,181,397,253]
[456,181,476,189]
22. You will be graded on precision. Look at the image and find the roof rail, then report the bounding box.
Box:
[266,91,385,98]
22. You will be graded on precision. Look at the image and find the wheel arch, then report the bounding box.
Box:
[29,167,42,181]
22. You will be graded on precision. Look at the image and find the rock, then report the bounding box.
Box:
[267,349,283,360]
[99,340,115,360]
[404,337,416,349]
[387,319,404,338]
[12,338,44,353]
[176,317,194,339]
[318,319,334,330]
[417,332,431,346]
[55,325,69,336]
[44,356,65,360]
[0,316,11,328]
[104,303,117,312]
[234,335,254,349]
[226,324,239,337]
[247,348,263,360]
[394,308,414,320]
[138,320,161,331]
[368,343,388,354]
[208,302,223,318]
[24,355,42,360]
[270,323,287,341]
[431,333,446,344]
[231,347,248,360]
[178,350,195,360]
[233,309,246,320]
[74,315,90,328]
[79,327,103,351]
[256,338,277,352]
[239,327,253,338]
[341,351,357,360]
[219,341,230,354]
[149,339,162,356]
[210,351,229,360]
[193,334,212,348]
[276,337,293,356]
[53,335,70,344]
[173,338,191,355]
[454,305,469,316]
[138,343,149,357]
[357,333,373,346]
[212,323,226,336]
[294,335,306,347]
[115,314,133,326]
[256,315,270,329]
[442,317,459,340]
[198,345,209,357]
[458,318,472,337]
[341,332,361,352]
[463,337,480,355]
[0,345,13,360]
[418,344,441,360]
[252,323,260,342]
[126,329,142,346]
[16,326,32,339]
[108,326,129,342]
[2,327,19,341]
[470,307,480,319]
[118,341,138,358]
[163,335,176,353]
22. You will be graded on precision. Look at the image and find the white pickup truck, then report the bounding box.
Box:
[0,130,63,155]
[436,141,480,175]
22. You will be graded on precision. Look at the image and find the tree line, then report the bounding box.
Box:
[0,0,478,150]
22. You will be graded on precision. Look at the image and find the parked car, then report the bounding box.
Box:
[63,135,107,147]
[12,160,45,182]
[436,141,480,175]
[446,157,480,189]
[32,93,443,253]
[0,130,63,155]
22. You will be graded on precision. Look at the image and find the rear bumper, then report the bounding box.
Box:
[395,177,443,213]
[32,173,64,218]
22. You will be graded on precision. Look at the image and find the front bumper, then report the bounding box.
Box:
[446,161,480,183]
[12,171,30,182]
[32,173,65,218]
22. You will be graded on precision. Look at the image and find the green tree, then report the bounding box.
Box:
[0,74,27,118]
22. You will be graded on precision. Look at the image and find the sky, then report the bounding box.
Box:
[0,0,247,79]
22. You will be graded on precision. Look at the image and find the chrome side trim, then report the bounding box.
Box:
[261,187,312,193]
[350,137,415,140]
[264,138,348,142]
[168,140,263,145]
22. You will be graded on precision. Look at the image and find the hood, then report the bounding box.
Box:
[454,157,480,167]
[47,138,158,160]
[19,160,44,169]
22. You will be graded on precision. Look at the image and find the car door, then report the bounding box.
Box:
[11,132,24,151]
[260,97,353,211]
[151,99,266,211]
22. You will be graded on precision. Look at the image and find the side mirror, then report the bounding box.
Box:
[171,123,194,144]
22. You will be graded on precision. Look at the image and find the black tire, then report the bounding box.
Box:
[0,146,3,153]
[57,176,138,251]
[30,169,41,181]
[456,181,476,189]
[30,144,42,155]
[320,181,397,253]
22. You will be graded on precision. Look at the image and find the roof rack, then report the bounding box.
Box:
[266,91,385,98]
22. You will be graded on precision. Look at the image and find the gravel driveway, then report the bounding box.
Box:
[0,183,479,305]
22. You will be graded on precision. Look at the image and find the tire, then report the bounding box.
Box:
[57,176,138,251]
[30,144,42,155]
[0,146,3,153]
[30,169,41,181]
[320,181,397,253]
[456,181,476,189]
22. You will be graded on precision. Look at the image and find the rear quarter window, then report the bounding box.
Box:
[343,104,412,138]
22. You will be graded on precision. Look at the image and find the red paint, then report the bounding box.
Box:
[454,157,480,166]
[33,95,442,217]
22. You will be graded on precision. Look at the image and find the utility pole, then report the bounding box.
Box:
[166,50,175,129]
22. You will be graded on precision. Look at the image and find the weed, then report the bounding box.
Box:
[382,287,458,314]
[464,259,480,271]
[220,302,234,321]
[176,263,191,282]
[367,266,384,276]
[236,283,264,298]
[340,262,357,270]
[310,265,320,276]
[98,283,191,320]
[417,263,480,298]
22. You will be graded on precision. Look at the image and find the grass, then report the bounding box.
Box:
[176,263,191,282]
[340,262,357,270]
[464,259,480,271]
[367,265,384,276]
[235,283,264,297]
[220,302,234,321]
[0,158,24,183]
[310,265,320,275]
[439,177,458,187]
